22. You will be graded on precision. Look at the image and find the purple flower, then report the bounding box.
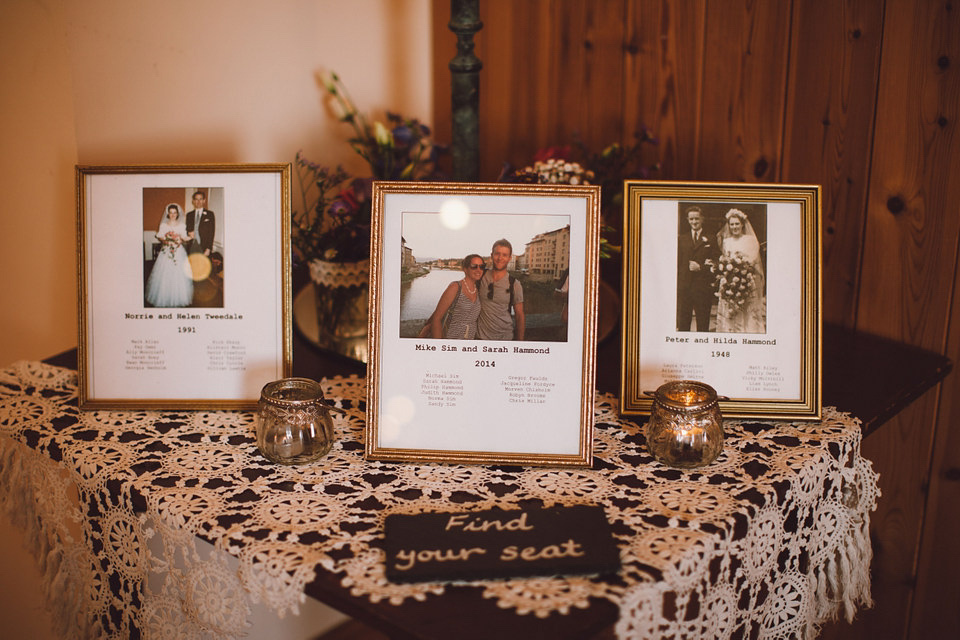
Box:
[392,125,415,146]
[329,198,353,217]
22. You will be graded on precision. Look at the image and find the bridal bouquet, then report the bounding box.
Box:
[160,231,183,261]
[713,253,759,309]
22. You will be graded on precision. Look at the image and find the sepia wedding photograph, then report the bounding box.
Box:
[621,181,820,420]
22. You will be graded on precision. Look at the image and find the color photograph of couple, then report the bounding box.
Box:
[399,212,572,342]
[141,188,224,309]
[677,202,767,334]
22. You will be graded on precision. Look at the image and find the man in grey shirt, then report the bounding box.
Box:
[477,239,525,340]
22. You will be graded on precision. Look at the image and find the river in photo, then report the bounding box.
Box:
[400,268,464,321]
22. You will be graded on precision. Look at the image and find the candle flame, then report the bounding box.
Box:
[666,389,707,405]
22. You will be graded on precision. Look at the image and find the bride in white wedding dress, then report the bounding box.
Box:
[714,208,766,333]
[145,203,194,308]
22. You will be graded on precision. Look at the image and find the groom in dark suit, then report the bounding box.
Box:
[186,191,215,257]
[185,190,218,306]
[677,206,717,331]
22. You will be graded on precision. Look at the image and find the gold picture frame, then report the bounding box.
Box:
[366,181,601,466]
[620,181,821,420]
[77,164,292,409]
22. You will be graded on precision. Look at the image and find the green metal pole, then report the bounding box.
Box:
[449,0,482,182]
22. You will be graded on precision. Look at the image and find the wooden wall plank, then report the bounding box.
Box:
[622,1,707,179]
[431,0,455,176]
[475,0,635,177]
[696,0,792,181]
[470,0,564,179]
[552,0,630,151]
[901,0,960,634]
[437,0,705,180]
[780,0,884,328]
[912,256,960,638]
[856,0,960,349]
[436,0,793,182]
[851,0,960,637]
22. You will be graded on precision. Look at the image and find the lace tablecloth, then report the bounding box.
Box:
[0,361,878,639]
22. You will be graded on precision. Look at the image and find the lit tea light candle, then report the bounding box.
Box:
[645,380,724,469]
[667,388,708,406]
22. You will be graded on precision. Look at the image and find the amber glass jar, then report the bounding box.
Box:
[646,380,724,469]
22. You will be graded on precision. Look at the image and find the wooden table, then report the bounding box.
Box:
[263,322,952,639]
[40,321,950,640]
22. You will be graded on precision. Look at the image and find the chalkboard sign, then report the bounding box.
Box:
[384,504,621,583]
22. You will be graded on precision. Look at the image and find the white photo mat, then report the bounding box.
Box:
[77,164,292,409]
[620,181,821,420]
[366,182,600,466]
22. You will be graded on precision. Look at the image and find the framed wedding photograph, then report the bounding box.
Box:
[77,164,292,409]
[620,181,821,420]
[366,181,601,466]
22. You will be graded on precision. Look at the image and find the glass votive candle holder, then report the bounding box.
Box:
[256,377,335,465]
[645,380,724,469]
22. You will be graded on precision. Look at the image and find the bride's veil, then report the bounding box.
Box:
[159,203,184,230]
[716,208,758,245]
[717,207,764,291]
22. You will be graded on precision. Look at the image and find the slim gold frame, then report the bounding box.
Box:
[366,181,601,466]
[620,180,821,420]
[77,163,292,409]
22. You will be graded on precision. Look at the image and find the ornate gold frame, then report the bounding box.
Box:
[366,181,601,466]
[620,181,821,420]
[77,164,292,409]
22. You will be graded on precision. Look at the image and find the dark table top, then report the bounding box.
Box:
[44,320,952,639]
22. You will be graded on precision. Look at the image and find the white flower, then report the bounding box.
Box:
[373,121,393,147]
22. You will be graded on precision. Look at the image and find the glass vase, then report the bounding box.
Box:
[309,259,369,362]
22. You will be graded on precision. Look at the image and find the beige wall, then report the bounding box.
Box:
[0,0,433,365]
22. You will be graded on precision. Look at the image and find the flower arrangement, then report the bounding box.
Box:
[293,159,370,263]
[293,72,445,264]
[518,157,595,185]
[499,131,659,258]
[712,252,759,310]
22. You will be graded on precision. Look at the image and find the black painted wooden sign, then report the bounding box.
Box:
[383,504,621,583]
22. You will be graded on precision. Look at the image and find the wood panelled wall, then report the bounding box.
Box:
[432,1,959,638]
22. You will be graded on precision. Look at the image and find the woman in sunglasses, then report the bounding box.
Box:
[428,254,484,339]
